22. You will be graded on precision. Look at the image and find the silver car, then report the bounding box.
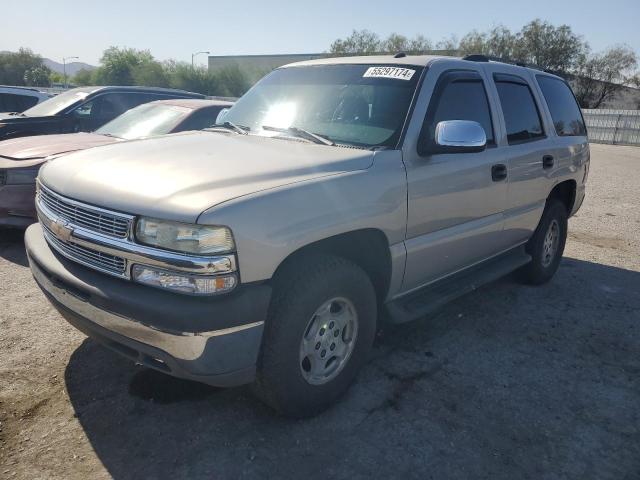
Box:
[25,54,589,417]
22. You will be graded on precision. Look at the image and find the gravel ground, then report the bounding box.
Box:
[1,143,639,480]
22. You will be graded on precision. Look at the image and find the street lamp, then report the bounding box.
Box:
[62,56,79,89]
[191,51,210,68]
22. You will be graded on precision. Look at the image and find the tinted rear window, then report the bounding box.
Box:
[495,77,545,144]
[536,76,586,136]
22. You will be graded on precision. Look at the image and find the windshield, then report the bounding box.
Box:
[22,88,93,117]
[222,64,423,148]
[96,103,191,140]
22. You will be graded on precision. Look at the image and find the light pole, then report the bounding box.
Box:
[63,56,79,89]
[191,51,210,68]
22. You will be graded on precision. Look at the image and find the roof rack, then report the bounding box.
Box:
[462,54,547,72]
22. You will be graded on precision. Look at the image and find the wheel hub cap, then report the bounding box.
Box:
[542,219,560,267]
[299,297,358,385]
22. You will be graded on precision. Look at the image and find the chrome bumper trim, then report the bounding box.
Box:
[31,260,262,361]
[36,199,237,278]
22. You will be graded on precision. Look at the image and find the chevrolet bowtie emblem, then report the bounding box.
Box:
[51,219,73,242]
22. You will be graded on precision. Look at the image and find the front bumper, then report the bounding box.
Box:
[0,184,37,228]
[25,223,271,387]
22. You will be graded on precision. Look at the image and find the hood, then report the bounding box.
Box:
[39,131,374,223]
[0,133,118,162]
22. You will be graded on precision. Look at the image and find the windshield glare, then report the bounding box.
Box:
[96,103,191,140]
[222,64,423,148]
[22,88,92,117]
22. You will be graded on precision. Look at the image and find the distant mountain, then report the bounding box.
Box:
[43,58,96,75]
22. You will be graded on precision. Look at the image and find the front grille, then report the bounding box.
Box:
[43,223,127,276]
[38,186,131,238]
[0,170,6,186]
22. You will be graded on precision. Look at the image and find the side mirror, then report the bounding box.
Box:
[429,120,487,154]
[215,108,230,124]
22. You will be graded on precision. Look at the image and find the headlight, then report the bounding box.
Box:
[132,265,237,295]
[135,217,235,255]
[6,167,41,185]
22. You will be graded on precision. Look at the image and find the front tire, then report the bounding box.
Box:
[518,198,568,285]
[254,253,377,418]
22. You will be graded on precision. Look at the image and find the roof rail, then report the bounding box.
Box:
[462,54,489,62]
[462,54,546,72]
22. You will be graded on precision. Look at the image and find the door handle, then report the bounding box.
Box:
[491,164,507,182]
[543,154,554,169]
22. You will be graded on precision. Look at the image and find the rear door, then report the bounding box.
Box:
[400,63,509,292]
[534,74,589,212]
[483,65,553,245]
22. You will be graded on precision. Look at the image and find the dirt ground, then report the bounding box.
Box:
[1,143,639,479]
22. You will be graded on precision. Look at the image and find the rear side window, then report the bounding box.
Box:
[536,76,586,136]
[494,75,544,144]
[420,71,495,153]
[0,93,39,112]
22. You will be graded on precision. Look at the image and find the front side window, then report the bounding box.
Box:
[96,103,191,140]
[494,76,545,144]
[221,64,423,148]
[536,75,587,136]
[421,73,495,153]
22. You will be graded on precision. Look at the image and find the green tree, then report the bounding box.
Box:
[459,26,518,59]
[132,61,169,88]
[0,48,47,85]
[573,45,638,108]
[23,66,52,87]
[381,33,432,54]
[330,30,381,55]
[72,68,95,86]
[514,19,587,71]
[435,35,459,53]
[49,71,64,84]
[214,65,252,97]
[94,46,159,85]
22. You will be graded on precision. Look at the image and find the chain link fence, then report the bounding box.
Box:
[583,109,640,146]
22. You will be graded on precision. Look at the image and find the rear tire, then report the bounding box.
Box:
[517,198,568,285]
[254,253,377,418]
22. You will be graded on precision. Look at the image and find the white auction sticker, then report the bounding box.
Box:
[363,66,416,81]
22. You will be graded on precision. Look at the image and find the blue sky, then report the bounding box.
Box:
[4,0,639,66]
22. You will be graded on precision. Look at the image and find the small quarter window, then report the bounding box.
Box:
[494,76,545,144]
[536,75,586,136]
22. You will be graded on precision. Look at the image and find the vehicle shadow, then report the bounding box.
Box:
[0,229,28,267]
[64,257,640,479]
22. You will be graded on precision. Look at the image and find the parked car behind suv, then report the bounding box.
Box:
[0,99,232,228]
[26,54,589,417]
[0,86,51,113]
[0,86,205,141]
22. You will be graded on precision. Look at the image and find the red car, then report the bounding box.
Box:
[0,98,232,227]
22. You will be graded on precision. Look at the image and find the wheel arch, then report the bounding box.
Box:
[271,228,392,304]
[548,179,577,215]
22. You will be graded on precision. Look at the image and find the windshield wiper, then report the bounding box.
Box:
[262,125,335,146]
[7,112,26,117]
[207,121,249,135]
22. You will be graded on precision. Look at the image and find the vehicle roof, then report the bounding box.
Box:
[148,98,234,109]
[66,85,204,97]
[0,85,50,95]
[280,54,564,80]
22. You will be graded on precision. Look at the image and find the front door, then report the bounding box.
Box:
[400,65,509,293]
